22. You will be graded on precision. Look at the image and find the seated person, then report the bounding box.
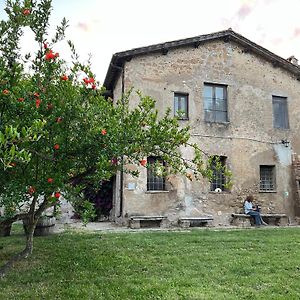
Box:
[244,195,267,226]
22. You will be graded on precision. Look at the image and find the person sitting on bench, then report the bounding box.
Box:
[244,195,267,226]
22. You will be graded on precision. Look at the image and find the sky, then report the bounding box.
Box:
[1,0,300,84]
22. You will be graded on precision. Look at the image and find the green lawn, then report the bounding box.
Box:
[1,226,300,300]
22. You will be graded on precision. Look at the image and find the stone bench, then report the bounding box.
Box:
[231,213,288,227]
[129,216,167,229]
[178,216,214,228]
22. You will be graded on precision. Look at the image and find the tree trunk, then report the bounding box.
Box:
[0,213,27,236]
[0,221,12,237]
[0,197,50,278]
[23,219,35,255]
[0,217,36,278]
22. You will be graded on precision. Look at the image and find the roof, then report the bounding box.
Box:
[103,29,300,92]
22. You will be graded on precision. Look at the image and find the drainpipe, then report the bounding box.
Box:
[110,63,125,218]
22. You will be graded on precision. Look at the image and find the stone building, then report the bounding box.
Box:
[103,29,300,227]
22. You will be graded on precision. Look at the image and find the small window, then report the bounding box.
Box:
[147,157,166,191]
[210,156,227,191]
[174,93,188,119]
[272,96,289,129]
[260,165,276,192]
[204,84,228,123]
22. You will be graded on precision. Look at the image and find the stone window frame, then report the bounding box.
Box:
[147,156,166,191]
[259,165,276,192]
[272,95,289,129]
[174,92,189,120]
[203,83,228,123]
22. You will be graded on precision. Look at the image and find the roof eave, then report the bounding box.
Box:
[103,29,300,92]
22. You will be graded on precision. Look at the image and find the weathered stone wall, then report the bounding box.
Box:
[113,39,300,226]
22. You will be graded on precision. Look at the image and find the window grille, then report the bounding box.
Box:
[260,165,276,191]
[147,157,166,191]
[210,156,227,191]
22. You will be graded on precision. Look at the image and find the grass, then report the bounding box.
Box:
[1,226,300,299]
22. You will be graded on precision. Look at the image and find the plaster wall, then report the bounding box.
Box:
[113,39,300,226]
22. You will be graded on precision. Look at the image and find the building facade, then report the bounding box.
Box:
[104,29,300,226]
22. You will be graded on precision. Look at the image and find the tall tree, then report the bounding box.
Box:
[0,0,222,277]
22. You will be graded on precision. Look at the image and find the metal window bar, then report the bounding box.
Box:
[260,166,275,191]
[147,157,166,191]
[210,156,226,191]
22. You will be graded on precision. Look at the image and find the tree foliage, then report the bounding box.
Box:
[0,0,226,277]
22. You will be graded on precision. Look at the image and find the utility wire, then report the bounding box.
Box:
[191,133,289,146]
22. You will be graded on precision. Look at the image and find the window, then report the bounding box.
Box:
[210,156,227,191]
[174,93,188,119]
[204,84,228,122]
[147,157,166,191]
[272,96,289,129]
[260,165,276,191]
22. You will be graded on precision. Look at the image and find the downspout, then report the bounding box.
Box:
[119,66,125,218]
[110,63,125,218]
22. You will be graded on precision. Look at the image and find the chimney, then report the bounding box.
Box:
[287,55,298,65]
